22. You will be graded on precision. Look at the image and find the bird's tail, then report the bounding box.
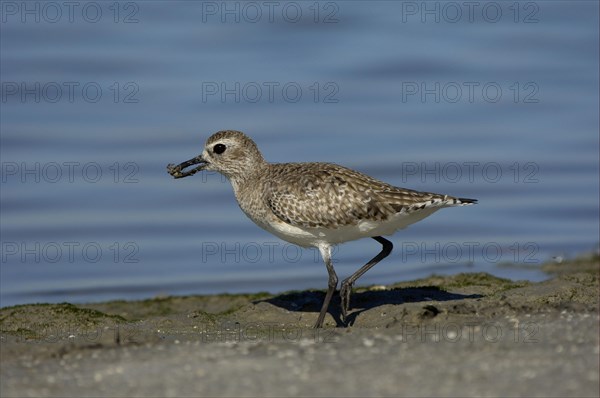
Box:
[454,197,478,205]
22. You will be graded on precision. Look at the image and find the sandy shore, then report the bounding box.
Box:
[1,256,598,397]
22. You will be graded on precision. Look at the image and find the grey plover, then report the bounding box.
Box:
[167,130,477,328]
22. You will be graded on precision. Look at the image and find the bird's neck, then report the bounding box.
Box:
[229,160,270,194]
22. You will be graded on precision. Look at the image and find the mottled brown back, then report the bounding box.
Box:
[263,162,455,229]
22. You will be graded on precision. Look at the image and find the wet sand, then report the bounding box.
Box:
[1,255,598,397]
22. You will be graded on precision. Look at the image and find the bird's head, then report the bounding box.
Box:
[167,130,265,182]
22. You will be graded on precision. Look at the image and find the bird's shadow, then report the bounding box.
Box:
[259,287,482,327]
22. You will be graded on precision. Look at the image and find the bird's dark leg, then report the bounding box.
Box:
[314,245,338,328]
[340,236,393,323]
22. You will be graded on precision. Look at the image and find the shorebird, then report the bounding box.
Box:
[167,130,477,328]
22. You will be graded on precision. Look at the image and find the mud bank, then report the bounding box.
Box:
[1,255,598,397]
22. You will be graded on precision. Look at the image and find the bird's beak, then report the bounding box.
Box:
[167,155,207,179]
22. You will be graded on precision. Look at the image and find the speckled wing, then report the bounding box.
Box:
[264,163,448,229]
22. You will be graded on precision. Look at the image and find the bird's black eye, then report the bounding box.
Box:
[213,143,226,154]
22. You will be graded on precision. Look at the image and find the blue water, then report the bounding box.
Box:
[1,1,598,307]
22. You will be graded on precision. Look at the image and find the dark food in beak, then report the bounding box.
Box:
[167,156,206,179]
